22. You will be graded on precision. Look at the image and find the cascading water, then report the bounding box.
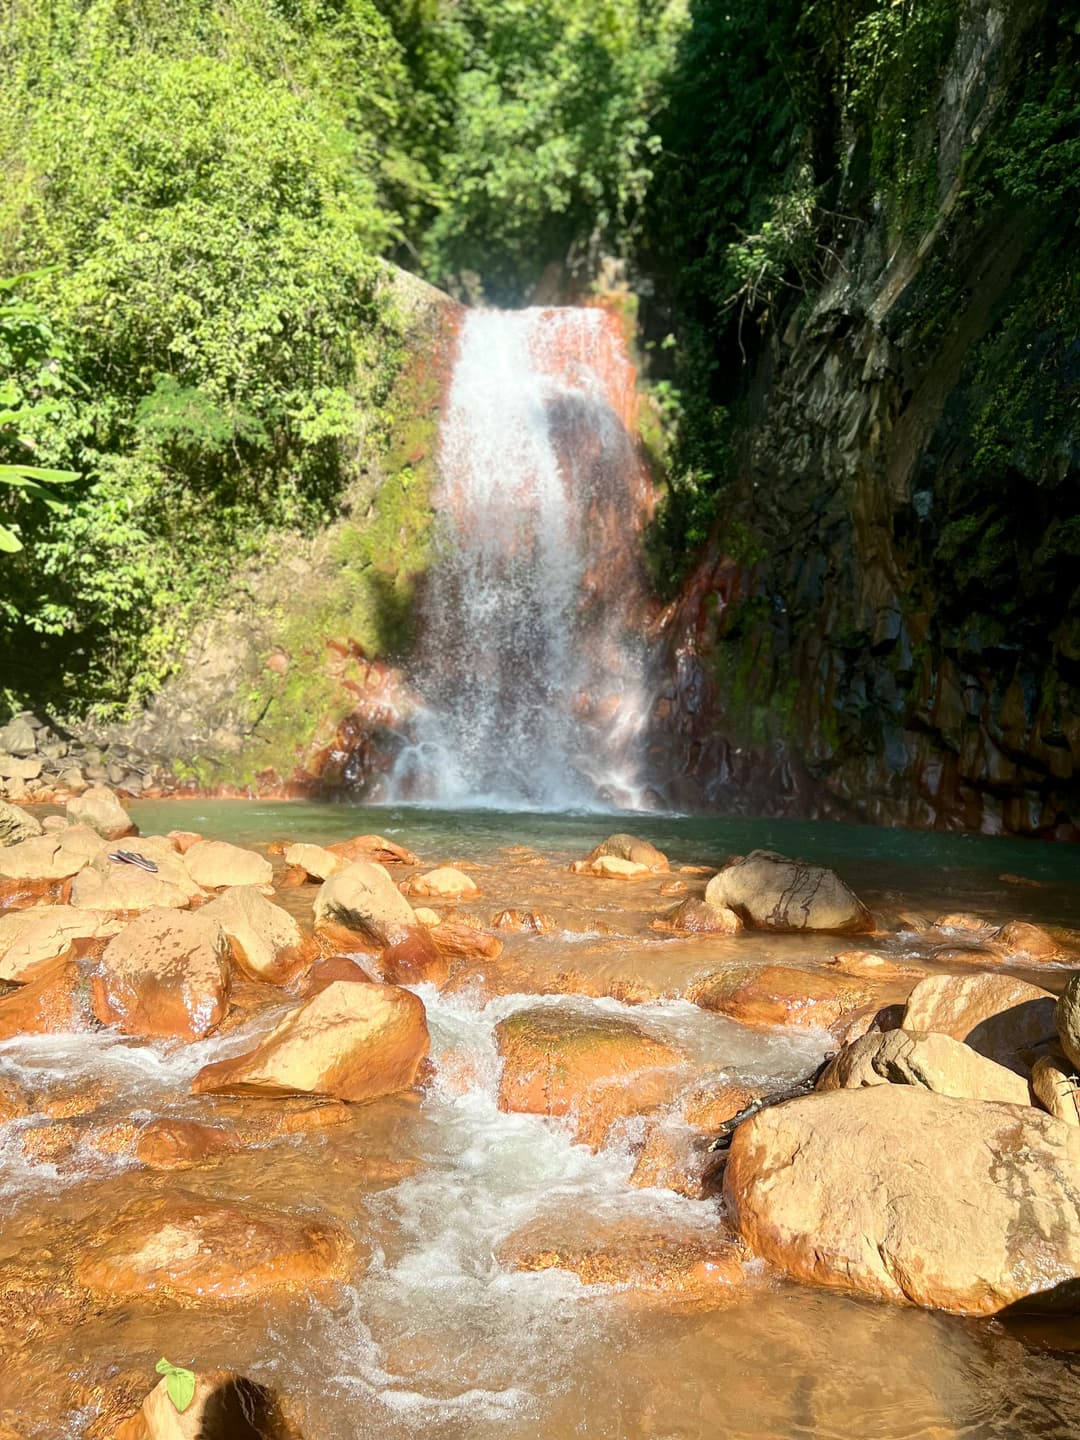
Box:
[389,307,656,812]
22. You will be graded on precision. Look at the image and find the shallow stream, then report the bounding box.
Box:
[2,802,1080,1438]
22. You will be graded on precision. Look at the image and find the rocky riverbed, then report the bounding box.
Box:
[2,799,1080,1438]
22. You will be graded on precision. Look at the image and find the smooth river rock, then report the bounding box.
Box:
[902,971,1058,1074]
[182,839,273,890]
[1032,1053,1080,1127]
[313,861,418,947]
[66,786,138,840]
[724,1086,1080,1315]
[704,850,872,932]
[816,1028,1033,1105]
[572,833,670,874]
[689,963,876,1031]
[0,905,120,983]
[73,1191,354,1301]
[192,980,430,1102]
[406,866,480,900]
[1056,972,1080,1071]
[92,907,230,1040]
[495,1005,686,1146]
[200,885,313,985]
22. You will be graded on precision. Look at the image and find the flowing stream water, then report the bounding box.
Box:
[4,801,1080,1437]
[388,307,655,812]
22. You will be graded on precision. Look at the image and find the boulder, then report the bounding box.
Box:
[427,918,504,964]
[704,850,872,933]
[572,834,670,873]
[582,855,650,880]
[93,908,230,1041]
[200,886,313,985]
[192,981,429,1102]
[73,1191,354,1301]
[650,896,742,935]
[816,1028,1032,1105]
[66,786,137,840]
[0,957,94,1040]
[406,866,479,900]
[326,833,419,866]
[166,830,203,854]
[678,1079,768,1130]
[1032,1054,1080,1127]
[1056,972,1080,1071]
[313,862,419,947]
[373,928,450,987]
[69,835,204,912]
[689,963,876,1032]
[0,825,103,881]
[182,840,272,890]
[994,920,1061,962]
[902,971,1057,1074]
[0,717,36,757]
[724,1086,1080,1315]
[0,1076,32,1123]
[0,905,121,983]
[0,801,42,847]
[494,1005,686,1146]
[125,1370,298,1440]
[496,1210,743,1305]
[282,842,343,882]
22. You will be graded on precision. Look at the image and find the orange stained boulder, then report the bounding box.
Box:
[166,829,203,854]
[572,833,670,874]
[199,885,315,985]
[650,896,742,935]
[902,971,1058,1074]
[495,1209,745,1307]
[0,956,94,1040]
[92,907,231,1041]
[326,834,420,866]
[182,839,273,890]
[73,1191,355,1302]
[406,866,480,900]
[490,909,556,934]
[494,1004,686,1146]
[678,1078,768,1131]
[724,1085,1080,1316]
[0,905,121,983]
[313,861,419,947]
[427,918,504,963]
[375,928,451,988]
[689,963,881,1032]
[629,1123,725,1199]
[191,980,430,1103]
[994,920,1062,962]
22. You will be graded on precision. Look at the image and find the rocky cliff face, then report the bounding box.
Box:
[649,2,1080,838]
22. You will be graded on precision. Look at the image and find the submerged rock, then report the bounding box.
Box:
[816,1028,1032,1105]
[490,908,556,934]
[192,980,430,1102]
[724,1086,1080,1315]
[689,963,877,1032]
[92,907,231,1041]
[902,971,1057,1074]
[0,957,95,1040]
[496,1210,743,1306]
[629,1123,724,1199]
[66,786,138,840]
[494,1005,686,1146]
[74,1191,354,1301]
[704,850,872,933]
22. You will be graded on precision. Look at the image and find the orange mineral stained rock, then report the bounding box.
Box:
[199,885,315,985]
[92,907,231,1041]
[73,1191,355,1302]
[494,1004,686,1146]
[724,1086,1080,1316]
[0,956,95,1040]
[326,834,420,866]
[688,963,878,1032]
[192,980,430,1102]
[902,971,1058,1073]
[313,861,419,947]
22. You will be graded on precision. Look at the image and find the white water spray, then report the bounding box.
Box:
[390,307,655,811]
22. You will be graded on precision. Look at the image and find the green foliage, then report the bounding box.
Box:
[0,0,408,714]
[155,1358,196,1414]
[382,0,689,300]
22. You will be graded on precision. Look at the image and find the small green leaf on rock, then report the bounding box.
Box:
[155,1357,196,1413]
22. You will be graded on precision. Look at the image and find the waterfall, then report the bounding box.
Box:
[389,306,655,812]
